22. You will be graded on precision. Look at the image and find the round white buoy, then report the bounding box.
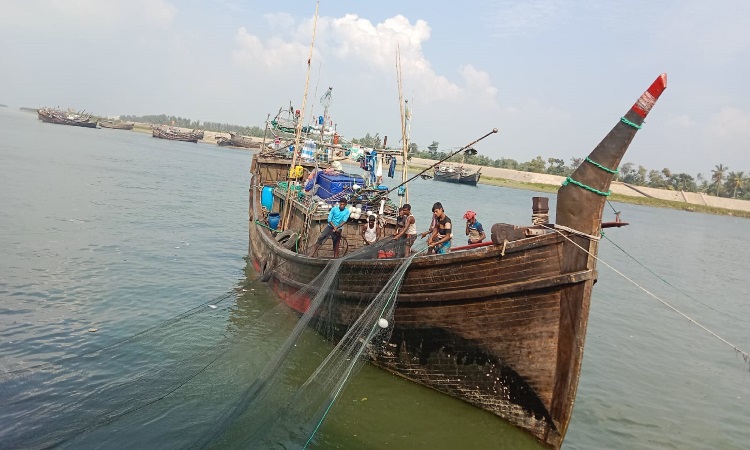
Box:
[377,318,389,328]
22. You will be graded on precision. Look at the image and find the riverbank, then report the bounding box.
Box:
[407,157,750,218]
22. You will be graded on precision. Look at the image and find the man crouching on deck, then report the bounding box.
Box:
[307,198,351,257]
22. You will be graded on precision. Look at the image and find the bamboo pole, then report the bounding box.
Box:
[396,45,409,206]
[280,1,320,232]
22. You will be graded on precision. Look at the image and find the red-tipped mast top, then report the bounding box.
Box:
[632,73,667,118]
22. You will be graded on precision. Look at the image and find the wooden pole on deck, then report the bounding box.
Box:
[280,1,319,231]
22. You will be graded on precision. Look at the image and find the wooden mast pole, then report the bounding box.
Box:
[396,45,409,205]
[280,0,319,231]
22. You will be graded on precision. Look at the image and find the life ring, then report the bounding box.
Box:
[275,230,299,251]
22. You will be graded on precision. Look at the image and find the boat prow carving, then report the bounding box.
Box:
[557,74,667,236]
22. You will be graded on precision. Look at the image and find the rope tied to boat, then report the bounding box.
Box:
[545,225,750,368]
[585,157,619,174]
[620,117,642,129]
[561,177,611,196]
[547,224,601,241]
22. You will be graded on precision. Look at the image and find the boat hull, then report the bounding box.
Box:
[100,121,134,130]
[247,168,597,449]
[37,110,98,128]
[151,127,199,143]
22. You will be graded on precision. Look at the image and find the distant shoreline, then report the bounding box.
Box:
[406,158,750,219]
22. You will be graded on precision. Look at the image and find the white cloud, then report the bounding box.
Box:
[231,27,314,77]
[231,13,496,105]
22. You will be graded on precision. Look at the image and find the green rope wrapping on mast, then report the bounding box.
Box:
[620,117,642,129]
[585,157,619,174]
[562,177,611,196]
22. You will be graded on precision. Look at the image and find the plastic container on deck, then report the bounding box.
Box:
[261,186,274,211]
[316,173,365,199]
[268,212,281,230]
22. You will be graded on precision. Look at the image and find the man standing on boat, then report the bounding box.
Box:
[463,210,486,244]
[361,213,381,245]
[427,202,452,254]
[308,198,351,257]
[392,203,417,257]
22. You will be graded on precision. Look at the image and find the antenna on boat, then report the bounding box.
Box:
[280,0,320,231]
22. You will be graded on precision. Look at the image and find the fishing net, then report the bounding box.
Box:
[0,290,254,449]
[197,238,427,449]
[0,237,429,449]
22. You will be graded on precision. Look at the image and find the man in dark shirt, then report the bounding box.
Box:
[427,202,452,254]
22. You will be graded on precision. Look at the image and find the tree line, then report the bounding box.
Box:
[121,114,267,138]
[352,134,749,200]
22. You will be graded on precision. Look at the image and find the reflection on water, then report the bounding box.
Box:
[1,108,749,449]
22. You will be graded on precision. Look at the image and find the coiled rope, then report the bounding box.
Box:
[541,224,750,366]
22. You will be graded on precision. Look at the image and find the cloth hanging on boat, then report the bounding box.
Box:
[388,157,396,178]
[365,151,377,185]
[375,155,383,178]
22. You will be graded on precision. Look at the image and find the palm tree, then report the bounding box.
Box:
[727,171,745,198]
[711,164,727,196]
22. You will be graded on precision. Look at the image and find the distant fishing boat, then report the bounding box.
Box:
[216,131,260,149]
[37,107,98,129]
[247,74,668,449]
[151,125,201,143]
[99,120,134,130]
[433,163,481,185]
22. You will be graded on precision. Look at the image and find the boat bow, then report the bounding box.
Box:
[557,74,667,235]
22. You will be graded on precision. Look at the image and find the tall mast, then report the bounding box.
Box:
[396,45,409,205]
[281,1,319,231]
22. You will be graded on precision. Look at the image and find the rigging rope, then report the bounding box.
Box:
[601,232,750,325]
[541,224,750,366]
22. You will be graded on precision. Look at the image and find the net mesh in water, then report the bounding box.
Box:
[0,238,426,449]
[199,239,426,449]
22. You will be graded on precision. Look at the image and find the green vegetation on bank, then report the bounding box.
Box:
[480,174,750,219]
[404,163,750,218]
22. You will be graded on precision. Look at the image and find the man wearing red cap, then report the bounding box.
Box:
[463,210,485,245]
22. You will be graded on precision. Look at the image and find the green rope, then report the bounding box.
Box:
[585,157,618,174]
[620,117,642,129]
[562,177,611,196]
[270,119,296,134]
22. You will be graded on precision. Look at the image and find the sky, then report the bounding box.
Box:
[1,0,749,176]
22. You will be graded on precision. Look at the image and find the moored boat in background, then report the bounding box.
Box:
[99,120,135,130]
[434,162,481,185]
[151,125,202,143]
[37,107,98,128]
[216,131,260,148]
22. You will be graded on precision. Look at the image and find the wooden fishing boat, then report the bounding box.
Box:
[433,163,481,185]
[37,108,98,128]
[246,74,667,449]
[151,125,200,143]
[459,166,481,185]
[99,120,135,130]
[216,131,260,148]
[433,164,460,183]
